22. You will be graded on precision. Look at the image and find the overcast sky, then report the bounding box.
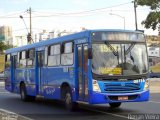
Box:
[0,0,158,36]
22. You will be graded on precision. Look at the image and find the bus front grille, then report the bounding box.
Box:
[104,83,141,93]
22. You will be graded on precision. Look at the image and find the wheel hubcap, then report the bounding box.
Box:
[21,88,25,99]
[66,93,71,106]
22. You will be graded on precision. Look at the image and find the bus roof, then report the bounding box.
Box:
[5,29,143,54]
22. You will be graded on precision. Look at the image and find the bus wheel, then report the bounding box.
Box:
[20,84,28,101]
[20,84,35,102]
[64,87,78,111]
[109,102,121,108]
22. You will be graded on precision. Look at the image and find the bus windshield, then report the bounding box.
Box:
[91,42,148,77]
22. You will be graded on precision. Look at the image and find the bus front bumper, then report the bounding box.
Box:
[89,90,149,104]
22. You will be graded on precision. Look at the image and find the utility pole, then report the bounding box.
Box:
[29,7,32,40]
[27,7,32,44]
[20,7,33,45]
[134,0,138,30]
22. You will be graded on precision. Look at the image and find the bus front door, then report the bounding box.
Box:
[36,51,44,95]
[77,44,89,101]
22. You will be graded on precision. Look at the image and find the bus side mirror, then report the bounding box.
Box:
[88,48,93,59]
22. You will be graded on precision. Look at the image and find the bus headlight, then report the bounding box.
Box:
[144,79,149,90]
[93,80,101,92]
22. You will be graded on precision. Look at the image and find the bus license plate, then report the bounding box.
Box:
[118,96,128,100]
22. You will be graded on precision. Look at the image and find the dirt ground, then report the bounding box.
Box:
[149,78,160,93]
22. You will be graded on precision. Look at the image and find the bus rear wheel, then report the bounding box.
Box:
[20,84,35,102]
[63,87,78,111]
[109,102,121,108]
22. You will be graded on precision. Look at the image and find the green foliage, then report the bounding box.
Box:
[137,0,160,10]
[136,0,160,30]
[142,12,160,30]
[0,42,13,53]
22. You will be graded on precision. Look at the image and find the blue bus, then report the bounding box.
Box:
[4,29,149,111]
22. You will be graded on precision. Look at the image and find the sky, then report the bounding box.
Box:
[0,0,159,36]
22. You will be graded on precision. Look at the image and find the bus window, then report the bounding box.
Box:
[5,54,11,68]
[78,47,82,68]
[64,42,73,53]
[50,44,60,55]
[61,42,74,65]
[84,46,88,72]
[27,49,35,67]
[16,53,20,68]
[48,44,60,66]
[19,51,27,68]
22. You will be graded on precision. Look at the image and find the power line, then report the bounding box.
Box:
[31,8,149,18]
[0,1,133,18]
[0,1,150,18]
[33,1,132,16]
[34,1,132,15]
[0,11,26,17]
[0,8,149,18]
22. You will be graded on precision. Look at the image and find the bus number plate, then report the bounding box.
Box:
[118,96,128,100]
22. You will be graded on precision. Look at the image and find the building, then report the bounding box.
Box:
[13,35,27,47]
[146,35,160,66]
[147,46,160,67]
[1,27,83,47]
[49,31,54,39]
[0,26,13,45]
[39,30,50,41]
[34,29,74,42]
[147,47,160,57]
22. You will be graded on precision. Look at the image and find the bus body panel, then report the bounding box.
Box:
[5,68,12,92]
[41,66,75,99]
[12,68,36,96]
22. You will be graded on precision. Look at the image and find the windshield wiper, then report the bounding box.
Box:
[125,43,136,55]
[104,41,120,65]
[104,42,118,56]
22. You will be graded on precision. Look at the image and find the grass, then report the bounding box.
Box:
[0,54,5,72]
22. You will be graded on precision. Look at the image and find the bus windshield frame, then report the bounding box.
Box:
[91,31,149,79]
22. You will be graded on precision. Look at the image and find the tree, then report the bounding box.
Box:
[0,42,13,54]
[136,0,160,32]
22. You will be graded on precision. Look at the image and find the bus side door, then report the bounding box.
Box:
[36,51,44,95]
[77,44,89,101]
[11,55,17,92]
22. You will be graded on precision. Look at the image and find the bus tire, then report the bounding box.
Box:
[20,84,35,102]
[64,87,78,111]
[109,102,121,108]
